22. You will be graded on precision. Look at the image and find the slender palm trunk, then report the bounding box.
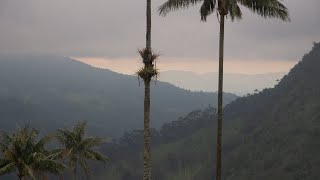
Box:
[143,79,152,180]
[215,14,225,180]
[146,0,151,50]
[143,0,152,179]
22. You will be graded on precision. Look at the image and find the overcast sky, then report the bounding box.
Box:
[0,0,319,74]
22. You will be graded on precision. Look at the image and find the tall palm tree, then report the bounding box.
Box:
[0,126,65,180]
[158,1,289,179]
[55,121,109,180]
[137,0,159,179]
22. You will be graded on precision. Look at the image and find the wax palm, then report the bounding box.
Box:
[55,121,109,180]
[159,1,289,179]
[0,126,65,180]
[136,0,160,179]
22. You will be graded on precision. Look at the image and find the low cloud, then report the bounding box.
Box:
[0,0,319,65]
[73,56,296,75]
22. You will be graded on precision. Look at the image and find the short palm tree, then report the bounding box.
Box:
[159,1,289,179]
[136,0,159,179]
[0,126,65,180]
[55,121,109,180]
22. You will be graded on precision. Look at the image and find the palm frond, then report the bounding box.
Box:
[159,0,204,16]
[73,121,87,140]
[0,162,15,175]
[17,126,39,143]
[55,121,109,176]
[0,126,66,178]
[68,156,78,170]
[84,150,110,163]
[79,158,90,177]
[24,164,36,180]
[0,158,9,167]
[0,131,12,146]
[34,158,66,174]
[138,48,160,64]
[228,0,242,21]
[0,143,10,153]
[56,129,75,148]
[47,149,66,160]
[66,148,76,159]
[237,0,290,21]
[34,135,53,152]
[79,137,105,149]
[200,0,217,21]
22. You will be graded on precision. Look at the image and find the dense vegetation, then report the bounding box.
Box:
[0,54,237,137]
[94,42,320,179]
[0,122,108,180]
[0,126,65,180]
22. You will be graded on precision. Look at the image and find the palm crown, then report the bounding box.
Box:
[0,126,65,180]
[159,0,290,21]
[55,121,109,178]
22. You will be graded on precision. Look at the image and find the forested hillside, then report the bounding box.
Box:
[98,42,320,179]
[0,54,237,137]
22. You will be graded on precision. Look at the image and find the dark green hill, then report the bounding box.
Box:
[0,54,237,136]
[219,42,320,180]
[99,42,320,179]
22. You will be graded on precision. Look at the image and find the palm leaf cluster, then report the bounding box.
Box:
[159,0,289,21]
[137,48,160,81]
[55,121,109,178]
[0,126,65,180]
[0,122,109,180]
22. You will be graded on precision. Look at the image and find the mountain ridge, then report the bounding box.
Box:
[0,54,238,137]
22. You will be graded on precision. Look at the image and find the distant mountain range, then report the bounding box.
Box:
[0,54,237,137]
[159,71,286,95]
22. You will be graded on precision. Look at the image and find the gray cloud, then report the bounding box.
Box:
[0,0,319,61]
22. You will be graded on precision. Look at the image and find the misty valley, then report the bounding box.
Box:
[1,0,320,180]
[1,43,319,179]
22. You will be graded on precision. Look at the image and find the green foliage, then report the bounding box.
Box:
[137,48,160,81]
[55,121,109,178]
[138,48,160,65]
[159,0,290,21]
[0,126,66,179]
[137,67,159,81]
[0,122,110,179]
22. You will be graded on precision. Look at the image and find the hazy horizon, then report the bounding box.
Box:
[73,56,288,95]
[73,56,296,75]
[1,0,319,75]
